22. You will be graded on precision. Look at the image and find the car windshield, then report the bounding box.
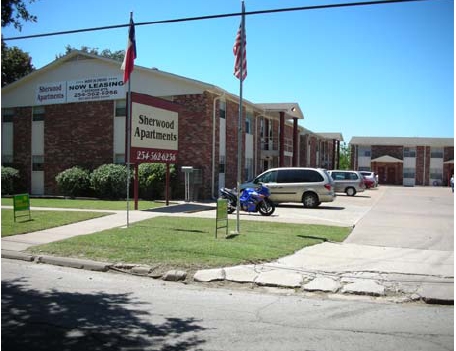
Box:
[255,170,278,184]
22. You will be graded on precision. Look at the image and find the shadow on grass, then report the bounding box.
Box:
[2,278,206,351]
[297,235,328,242]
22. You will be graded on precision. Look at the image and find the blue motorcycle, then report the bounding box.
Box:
[219,184,275,216]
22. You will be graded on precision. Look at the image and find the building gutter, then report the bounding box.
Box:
[212,93,225,199]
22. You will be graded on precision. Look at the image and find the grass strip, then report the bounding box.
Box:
[1,197,165,211]
[1,209,112,237]
[28,216,351,270]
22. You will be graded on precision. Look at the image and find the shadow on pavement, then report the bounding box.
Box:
[2,278,207,351]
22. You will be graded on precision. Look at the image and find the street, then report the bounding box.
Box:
[2,259,453,351]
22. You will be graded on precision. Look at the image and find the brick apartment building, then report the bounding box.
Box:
[350,137,454,186]
[1,50,340,199]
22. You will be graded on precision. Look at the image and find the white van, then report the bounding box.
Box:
[242,167,336,208]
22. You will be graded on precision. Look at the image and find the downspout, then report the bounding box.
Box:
[423,146,426,186]
[211,93,225,199]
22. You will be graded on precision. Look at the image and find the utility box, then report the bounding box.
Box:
[181,166,193,202]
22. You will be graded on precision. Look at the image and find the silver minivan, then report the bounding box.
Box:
[327,170,366,196]
[243,167,336,208]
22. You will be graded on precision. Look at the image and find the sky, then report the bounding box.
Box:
[2,0,454,143]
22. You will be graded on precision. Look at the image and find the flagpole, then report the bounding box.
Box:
[126,11,133,228]
[126,75,131,227]
[235,1,246,234]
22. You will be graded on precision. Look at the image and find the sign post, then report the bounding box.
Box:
[13,194,31,222]
[128,92,180,208]
[215,198,228,238]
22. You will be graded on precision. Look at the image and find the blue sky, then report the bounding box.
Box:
[2,0,454,142]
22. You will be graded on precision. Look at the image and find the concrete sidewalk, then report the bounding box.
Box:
[2,190,454,304]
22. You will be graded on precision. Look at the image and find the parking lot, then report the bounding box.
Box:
[187,185,454,252]
[187,186,384,227]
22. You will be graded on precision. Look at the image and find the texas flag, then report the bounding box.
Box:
[121,14,137,84]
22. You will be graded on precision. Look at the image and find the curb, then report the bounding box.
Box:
[2,250,453,305]
[1,250,186,282]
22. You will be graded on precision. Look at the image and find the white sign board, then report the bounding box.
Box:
[129,93,179,164]
[35,76,125,105]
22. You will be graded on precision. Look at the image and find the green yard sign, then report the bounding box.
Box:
[215,198,228,238]
[13,193,31,222]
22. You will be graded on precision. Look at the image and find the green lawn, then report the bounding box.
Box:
[1,209,112,237]
[1,197,165,211]
[28,216,351,270]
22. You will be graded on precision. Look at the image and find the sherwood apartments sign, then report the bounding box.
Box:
[35,76,125,104]
[129,92,179,164]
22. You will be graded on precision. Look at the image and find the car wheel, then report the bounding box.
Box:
[346,187,356,196]
[302,192,319,208]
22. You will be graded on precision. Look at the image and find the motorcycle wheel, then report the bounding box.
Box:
[258,198,275,216]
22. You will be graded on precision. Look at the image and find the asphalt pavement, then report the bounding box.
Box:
[2,185,454,304]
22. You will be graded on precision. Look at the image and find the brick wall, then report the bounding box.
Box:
[12,107,32,193]
[173,92,215,199]
[44,101,114,193]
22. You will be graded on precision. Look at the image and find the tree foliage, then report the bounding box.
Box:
[57,45,125,62]
[1,40,34,86]
[1,0,36,86]
[338,142,351,170]
[1,0,37,30]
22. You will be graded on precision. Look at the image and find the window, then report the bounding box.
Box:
[255,170,278,183]
[2,109,14,165]
[114,154,125,164]
[32,155,44,171]
[245,111,253,135]
[219,100,226,119]
[404,147,416,158]
[330,171,358,181]
[2,108,14,122]
[32,106,45,121]
[303,170,324,182]
[116,99,126,117]
[430,148,443,159]
[245,158,253,181]
[358,146,371,157]
[219,155,226,173]
[277,169,323,183]
[403,168,415,179]
[430,168,443,180]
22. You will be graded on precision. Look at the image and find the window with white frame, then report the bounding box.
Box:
[403,167,416,179]
[358,146,371,157]
[430,147,443,158]
[219,100,226,119]
[32,106,45,171]
[114,100,126,163]
[245,111,253,135]
[403,147,416,158]
[2,108,14,165]
[245,157,253,181]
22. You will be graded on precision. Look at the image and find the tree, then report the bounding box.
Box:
[1,0,37,86]
[1,40,34,86]
[57,45,125,62]
[1,0,37,30]
[339,142,351,170]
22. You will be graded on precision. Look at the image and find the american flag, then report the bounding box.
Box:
[233,14,247,81]
[121,14,137,84]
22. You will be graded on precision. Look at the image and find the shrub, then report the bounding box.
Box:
[55,166,91,198]
[91,164,131,199]
[138,163,176,200]
[1,166,20,195]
